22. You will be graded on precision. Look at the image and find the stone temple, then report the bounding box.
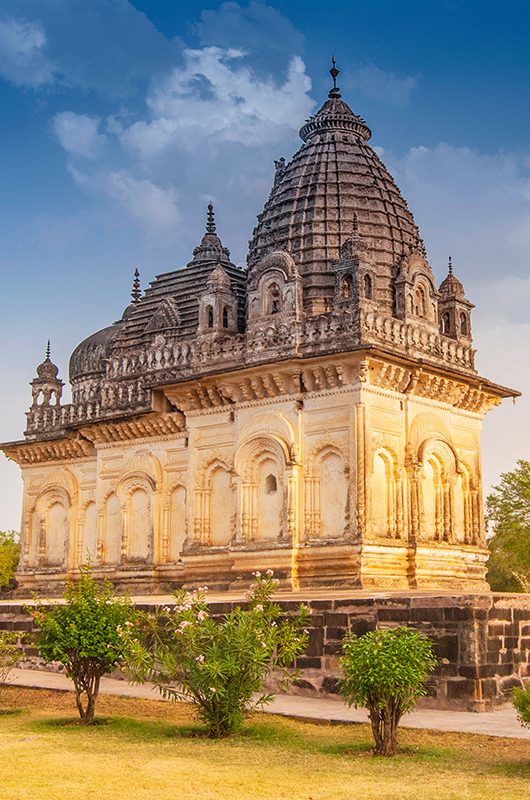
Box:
[2,63,518,595]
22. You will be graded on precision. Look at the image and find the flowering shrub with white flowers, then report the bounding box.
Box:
[30,564,139,724]
[123,571,310,737]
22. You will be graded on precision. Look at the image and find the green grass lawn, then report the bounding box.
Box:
[0,687,528,800]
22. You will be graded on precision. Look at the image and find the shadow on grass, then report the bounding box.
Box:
[0,707,24,717]
[489,760,530,779]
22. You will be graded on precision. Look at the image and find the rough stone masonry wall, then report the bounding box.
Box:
[1,592,529,711]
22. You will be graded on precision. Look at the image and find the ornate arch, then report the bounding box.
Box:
[304,442,350,540]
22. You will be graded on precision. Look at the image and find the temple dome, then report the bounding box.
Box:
[439,258,465,298]
[69,322,123,382]
[247,69,424,310]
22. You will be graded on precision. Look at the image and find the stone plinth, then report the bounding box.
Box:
[2,591,528,711]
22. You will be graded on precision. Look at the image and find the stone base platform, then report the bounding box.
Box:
[1,590,529,711]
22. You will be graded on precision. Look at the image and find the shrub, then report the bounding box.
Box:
[30,565,139,724]
[124,571,310,737]
[0,531,20,590]
[512,683,530,727]
[0,631,23,703]
[340,626,437,756]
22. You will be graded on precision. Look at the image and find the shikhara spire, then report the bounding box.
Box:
[329,54,341,99]
[131,268,141,304]
[206,202,216,234]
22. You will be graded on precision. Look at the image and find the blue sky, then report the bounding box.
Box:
[1,0,530,529]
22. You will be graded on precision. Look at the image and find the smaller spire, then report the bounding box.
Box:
[448,255,453,275]
[131,268,141,304]
[352,211,358,236]
[206,202,216,234]
[329,54,341,99]
[45,339,51,361]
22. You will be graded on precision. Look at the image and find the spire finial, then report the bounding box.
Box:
[352,211,358,236]
[329,54,341,99]
[206,202,216,234]
[448,256,453,275]
[131,268,141,304]
[45,339,51,361]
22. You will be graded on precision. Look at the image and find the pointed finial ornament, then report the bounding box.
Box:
[131,268,141,304]
[352,211,358,236]
[329,54,341,99]
[206,202,216,234]
[448,256,453,275]
[45,339,51,360]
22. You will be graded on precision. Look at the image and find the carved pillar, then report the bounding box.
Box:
[387,471,397,538]
[355,403,366,538]
[443,482,452,542]
[286,466,299,544]
[395,473,404,539]
[303,474,312,539]
[96,510,104,562]
[38,517,46,565]
[240,481,250,541]
[471,489,480,545]
[434,483,443,541]
[76,513,84,563]
[463,481,471,544]
[161,498,170,562]
[193,486,202,543]
[409,464,421,542]
[203,488,211,545]
[120,502,128,560]
[250,482,258,540]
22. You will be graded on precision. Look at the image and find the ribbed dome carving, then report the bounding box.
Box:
[247,93,424,311]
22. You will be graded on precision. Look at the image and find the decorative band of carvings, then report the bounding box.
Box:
[3,435,94,465]
[78,412,186,444]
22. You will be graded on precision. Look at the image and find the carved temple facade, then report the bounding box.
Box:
[2,66,518,594]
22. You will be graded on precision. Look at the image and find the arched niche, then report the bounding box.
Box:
[208,465,232,546]
[46,500,68,566]
[369,449,397,538]
[169,484,186,560]
[235,435,289,542]
[307,446,349,539]
[104,492,122,564]
[81,501,98,563]
[417,439,458,542]
[33,485,72,568]
[128,487,151,561]
[256,455,283,540]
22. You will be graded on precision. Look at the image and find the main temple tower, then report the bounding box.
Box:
[2,62,517,594]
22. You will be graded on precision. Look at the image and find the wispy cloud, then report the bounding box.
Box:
[0,16,56,87]
[53,112,107,160]
[345,64,418,106]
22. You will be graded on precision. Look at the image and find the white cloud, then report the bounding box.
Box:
[53,112,106,159]
[121,48,313,157]
[106,170,180,231]
[345,64,418,106]
[0,16,56,87]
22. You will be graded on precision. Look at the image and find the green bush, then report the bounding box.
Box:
[340,626,437,756]
[0,631,23,703]
[0,531,20,590]
[29,565,139,724]
[512,683,530,727]
[124,571,310,737]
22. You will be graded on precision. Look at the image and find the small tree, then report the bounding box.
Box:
[340,626,437,756]
[0,631,23,704]
[0,531,20,591]
[30,565,138,724]
[486,459,530,592]
[124,571,310,737]
[512,684,530,728]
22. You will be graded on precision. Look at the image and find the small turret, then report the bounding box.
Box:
[438,257,474,342]
[30,341,64,407]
